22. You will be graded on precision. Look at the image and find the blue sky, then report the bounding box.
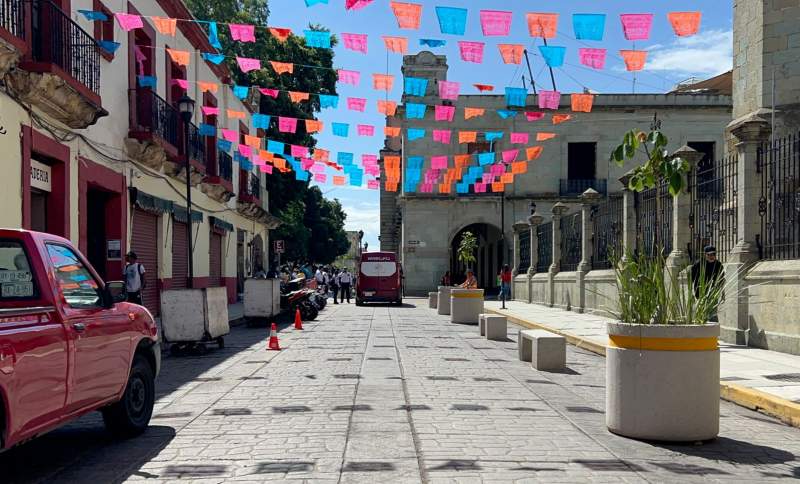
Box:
[267,0,734,249]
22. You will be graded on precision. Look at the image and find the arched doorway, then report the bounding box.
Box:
[251,234,264,274]
[450,223,506,295]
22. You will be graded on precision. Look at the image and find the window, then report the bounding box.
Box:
[359,261,397,277]
[46,244,101,308]
[467,142,490,154]
[567,143,597,180]
[0,240,37,300]
[93,0,115,61]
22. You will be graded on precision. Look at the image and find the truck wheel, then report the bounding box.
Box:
[102,355,155,437]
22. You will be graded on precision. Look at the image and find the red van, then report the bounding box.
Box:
[355,252,402,306]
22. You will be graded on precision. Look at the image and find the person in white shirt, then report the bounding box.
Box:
[123,251,146,305]
[338,268,353,303]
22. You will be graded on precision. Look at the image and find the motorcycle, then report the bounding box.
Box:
[280,278,319,321]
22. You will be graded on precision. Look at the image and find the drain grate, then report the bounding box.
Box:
[763,373,800,383]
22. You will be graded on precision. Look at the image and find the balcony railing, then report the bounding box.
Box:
[1,0,25,41]
[132,88,180,149]
[559,179,608,197]
[218,151,233,182]
[31,0,100,94]
[240,172,261,202]
[186,121,205,165]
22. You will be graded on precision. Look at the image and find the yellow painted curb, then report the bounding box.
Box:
[485,307,800,429]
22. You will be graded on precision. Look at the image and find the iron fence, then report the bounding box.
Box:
[635,182,673,258]
[186,121,205,165]
[757,132,800,260]
[536,222,552,273]
[132,88,180,148]
[31,0,100,94]
[591,196,623,269]
[560,212,582,271]
[689,153,738,262]
[519,229,530,274]
[1,0,25,40]
[560,178,608,197]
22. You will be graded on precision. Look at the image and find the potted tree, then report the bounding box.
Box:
[450,231,484,324]
[439,231,477,316]
[605,128,723,441]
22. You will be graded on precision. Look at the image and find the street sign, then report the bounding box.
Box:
[274,240,285,253]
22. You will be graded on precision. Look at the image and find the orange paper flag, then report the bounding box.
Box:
[382,36,408,53]
[527,13,558,38]
[390,1,422,30]
[244,135,261,148]
[439,183,451,194]
[384,126,401,137]
[197,81,218,93]
[454,154,471,168]
[270,61,294,74]
[668,12,701,37]
[153,17,177,36]
[289,91,310,103]
[166,48,190,66]
[527,146,544,160]
[313,148,329,161]
[536,133,556,141]
[474,84,494,92]
[620,50,648,72]
[571,93,594,113]
[378,100,398,116]
[552,114,571,125]
[273,158,286,169]
[511,161,528,174]
[259,150,273,162]
[501,173,514,184]
[305,119,323,133]
[333,175,346,186]
[386,181,398,192]
[373,73,395,91]
[269,27,292,42]
[459,131,477,144]
[491,182,505,193]
[464,107,485,120]
[498,44,524,64]
[227,109,246,119]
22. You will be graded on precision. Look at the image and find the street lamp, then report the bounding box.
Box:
[529,201,537,216]
[178,94,195,288]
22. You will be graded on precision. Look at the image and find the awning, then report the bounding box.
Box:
[209,216,234,233]
[129,187,173,214]
[173,205,203,224]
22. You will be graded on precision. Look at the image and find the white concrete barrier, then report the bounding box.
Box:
[478,314,488,336]
[518,329,566,371]
[485,315,507,341]
[243,278,281,319]
[450,289,484,324]
[161,287,230,343]
[437,286,453,315]
[428,292,438,309]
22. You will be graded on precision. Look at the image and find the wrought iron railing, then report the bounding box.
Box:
[757,132,800,261]
[591,196,623,269]
[186,121,205,164]
[635,182,673,258]
[689,153,738,262]
[560,179,608,197]
[218,151,233,182]
[1,0,25,40]
[519,229,530,274]
[560,212,582,271]
[31,0,100,94]
[240,172,261,200]
[536,222,552,273]
[132,89,180,148]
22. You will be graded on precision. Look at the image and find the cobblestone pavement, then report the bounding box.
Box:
[1,299,799,483]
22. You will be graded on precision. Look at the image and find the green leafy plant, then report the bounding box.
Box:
[457,231,478,269]
[610,129,690,196]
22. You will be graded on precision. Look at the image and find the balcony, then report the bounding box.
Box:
[239,172,261,205]
[0,0,26,76]
[201,150,235,203]
[237,172,278,227]
[6,0,106,128]
[559,178,608,197]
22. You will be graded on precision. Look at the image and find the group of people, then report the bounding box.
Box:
[439,264,513,299]
[314,266,354,304]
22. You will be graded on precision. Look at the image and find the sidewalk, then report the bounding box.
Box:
[486,300,800,428]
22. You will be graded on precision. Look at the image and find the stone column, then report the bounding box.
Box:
[549,202,569,307]
[577,189,602,313]
[720,115,771,346]
[619,171,637,260]
[528,213,543,304]
[511,221,527,300]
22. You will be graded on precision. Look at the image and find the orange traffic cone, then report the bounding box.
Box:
[294,308,303,330]
[267,322,281,351]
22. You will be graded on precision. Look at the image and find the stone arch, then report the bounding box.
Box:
[450,221,506,293]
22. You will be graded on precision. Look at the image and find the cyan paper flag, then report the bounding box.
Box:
[486,131,504,142]
[202,52,225,65]
[498,110,519,119]
[319,94,339,108]
[304,30,332,48]
[455,183,468,194]
[539,45,567,68]
[217,139,232,152]
[295,170,310,181]
[436,6,468,35]
[408,156,424,169]
[404,77,428,96]
[406,103,426,119]
[404,181,418,193]
[79,10,109,21]
[252,114,271,129]
[208,22,222,50]
[477,152,495,166]
[332,122,350,137]
[267,140,285,153]
[304,0,328,5]
[98,40,121,54]
[573,14,606,41]
[505,87,528,107]
[349,173,363,186]
[199,124,216,136]
[240,159,253,171]
[407,128,425,141]
[137,75,156,88]
[420,38,446,47]
[338,152,354,165]
[233,85,249,99]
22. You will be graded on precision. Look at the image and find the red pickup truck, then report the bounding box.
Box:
[0,229,160,452]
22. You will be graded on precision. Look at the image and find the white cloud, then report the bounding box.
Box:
[646,29,733,76]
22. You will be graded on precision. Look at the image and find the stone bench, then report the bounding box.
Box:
[518,329,566,371]
[478,314,506,339]
[428,292,438,309]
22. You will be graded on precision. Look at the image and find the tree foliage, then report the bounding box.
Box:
[610,129,690,196]
[457,231,478,268]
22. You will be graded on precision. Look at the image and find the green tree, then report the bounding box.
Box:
[457,231,478,269]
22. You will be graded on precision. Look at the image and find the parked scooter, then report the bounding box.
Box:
[280,278,319,321]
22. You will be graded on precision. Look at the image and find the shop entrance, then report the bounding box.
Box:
[86,189,110,279]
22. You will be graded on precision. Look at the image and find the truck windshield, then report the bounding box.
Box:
[360,261,397,277]
[0,240,37,300]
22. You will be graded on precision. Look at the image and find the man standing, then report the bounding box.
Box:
[690,246,724,298]
[124,251,146,305]
[330,269,340,304]
[338,268,353,303]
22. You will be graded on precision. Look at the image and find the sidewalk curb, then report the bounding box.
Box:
[486,307,800,429]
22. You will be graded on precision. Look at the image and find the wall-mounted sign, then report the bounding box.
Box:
[107,240,121,261]
[30,159,51,192]
[274,240,285,254]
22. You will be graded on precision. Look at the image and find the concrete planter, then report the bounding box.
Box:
[428,292,438,309]
[606,322,720,442]
[437,286,453,315]
[450,289,484,324]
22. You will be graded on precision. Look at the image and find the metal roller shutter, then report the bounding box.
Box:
[209,231,223,287]
[131,209,160,316]
[172,220,188,289]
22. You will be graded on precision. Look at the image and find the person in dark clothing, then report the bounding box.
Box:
[330,269,340,304]
[690,246,724,298]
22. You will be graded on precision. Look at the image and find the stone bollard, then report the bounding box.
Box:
[428,292,438,309]
[437,286,453,315]
[450,289,484,324]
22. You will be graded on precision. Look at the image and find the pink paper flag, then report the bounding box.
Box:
[620,14,654,41]
[480,10,512,36]
[115,13,143,32]
[362,154,378,165]
[229,24,256,42]
[490,164,504,176]
[279,116,298,133]
[221,129,237,142]
[438,80,460,100]
[239,145,252,157]
[259,88,279,98]
[525,111,545,121]
[314,173,327,183]
[310,163,325,174]
[367,180,380,190]
[342,33,368,53]
[301,158,314,170]
[538,90,561,110]
[365,165,380,176]
[260,165,274,174]
[347,97,367,112]
[432,129,452,144]
[346,0,374,11]
[579,48,607,70]
[434,105,455,122]
[510,132,529,144]
[382,36,408,53]
[291,145,309,158]
[357,124,375,136]
[172,79,189,89]
[474,182,487,193]
[337,69,361,86]
[236,57,261,73]
[431,156,448,170]
[502,149,519,163]
[201,106,219,116]
[459,41,485,63]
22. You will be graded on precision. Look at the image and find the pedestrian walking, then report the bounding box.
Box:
[330,269,340,304]
[338,268,353,303]
[500,264,512,301]
[123,251,146,305]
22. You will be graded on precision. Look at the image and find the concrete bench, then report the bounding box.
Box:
[478,314,488,336]
[518,329,566,371]
[428,292,438,309]
[485,316,507,341]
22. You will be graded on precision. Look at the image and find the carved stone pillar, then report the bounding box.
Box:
[666,146,705,275]
[527,214,543,304]
[577,189,602,313]
[549,202,569,307]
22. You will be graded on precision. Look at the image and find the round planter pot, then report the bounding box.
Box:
[450,289,484,324]
[437,286,453,315]
[428,292,438,309]
[606,322,720,442]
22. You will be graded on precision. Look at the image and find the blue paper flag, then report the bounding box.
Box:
[217,139,232,152]
[267,140,285,154]
[497,110,519,119]
[505,87,528,107]
[573,13,606,41]
[404,77,428,96]
[539,45,567,68]
[408,156,424,169]
[240,159,253,171]
[233,85,249,99]
[295,171,310,181]
[406,103,426,119]
[420,38,447,48]
[202,52,225,65]
[332,122,350,137]
[137,75,156,88]
[98,40,120,54]
[318,94,339,109]
[349,173,362,186]
[486,132,504,142]
[252,114,271,129]
[304,0,328,5]
[407,128,426,141]
[477,152,495,166]
[199,124,216,136]
[78,10,108,21]
[338,152,354,165]
[456,183,468,194]
[304,30,332,48]
[208,22,222,50]
[436,6,468,35]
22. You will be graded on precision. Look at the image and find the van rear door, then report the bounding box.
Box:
[359,260,398,297]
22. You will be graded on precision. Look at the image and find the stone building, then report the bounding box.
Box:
[0,0,278,315]
[381,51,733,296]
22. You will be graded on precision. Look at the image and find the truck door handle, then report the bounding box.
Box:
[72,323,86,332]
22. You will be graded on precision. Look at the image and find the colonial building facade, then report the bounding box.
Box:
[0,0,278,316]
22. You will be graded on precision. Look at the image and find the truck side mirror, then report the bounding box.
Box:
[104,281,127,307]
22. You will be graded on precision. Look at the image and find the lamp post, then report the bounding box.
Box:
[178,94,195,288]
